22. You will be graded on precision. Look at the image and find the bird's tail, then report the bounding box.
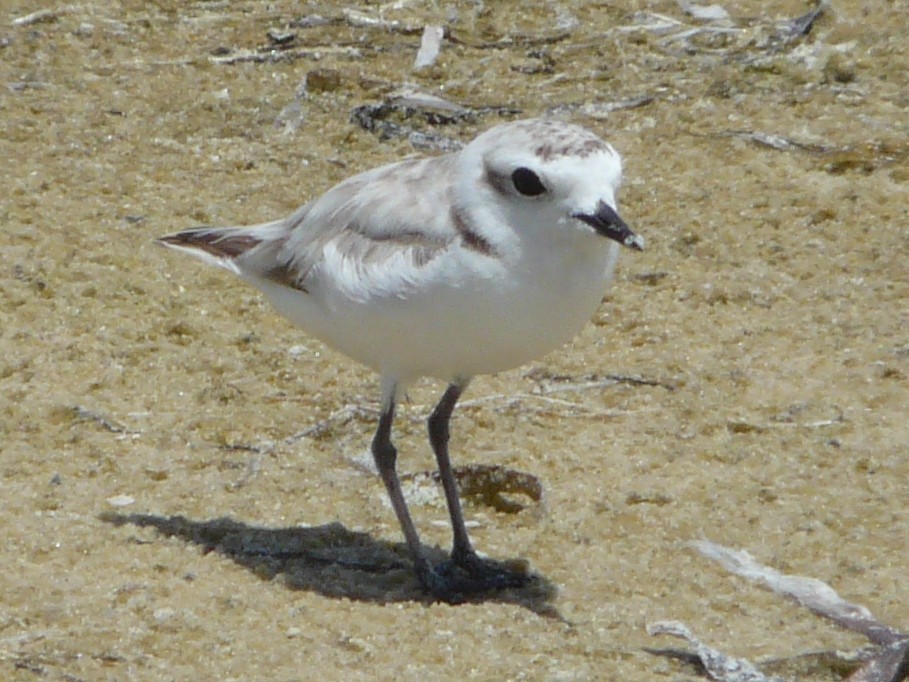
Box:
[156,221,285,274]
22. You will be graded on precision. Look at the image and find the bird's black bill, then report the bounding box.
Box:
[573,201,644,251]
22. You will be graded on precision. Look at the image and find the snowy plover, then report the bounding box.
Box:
[158,118,643,600]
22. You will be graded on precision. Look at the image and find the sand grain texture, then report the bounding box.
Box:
[1,1,907,680]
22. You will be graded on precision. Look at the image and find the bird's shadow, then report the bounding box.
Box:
[100,512,561,617]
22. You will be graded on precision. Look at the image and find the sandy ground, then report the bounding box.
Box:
[2,1,907,680]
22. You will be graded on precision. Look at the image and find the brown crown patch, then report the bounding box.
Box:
[535,133,609,162]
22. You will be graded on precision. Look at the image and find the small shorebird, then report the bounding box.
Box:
[157,118,643,600]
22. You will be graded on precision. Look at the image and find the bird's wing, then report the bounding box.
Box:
[158,152,493,300]
[267,154,463,293]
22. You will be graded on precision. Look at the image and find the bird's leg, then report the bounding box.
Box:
[371,396,435,589]
[428,381,529,591]
[427,382,474,564]
[373,380,528,600]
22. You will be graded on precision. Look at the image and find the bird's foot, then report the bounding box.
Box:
[417,551,531,603]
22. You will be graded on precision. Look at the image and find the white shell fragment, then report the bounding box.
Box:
[414,25,444,69]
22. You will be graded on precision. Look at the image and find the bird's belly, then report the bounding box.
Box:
[257,251,615,383]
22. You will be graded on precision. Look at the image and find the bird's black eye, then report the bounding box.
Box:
[511,167,546,197]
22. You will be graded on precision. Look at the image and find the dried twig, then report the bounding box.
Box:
[648,620,785,682]
[210,45,362,65]
[283,404,379,445]
[649,541,909,682]
[11,7,71,26]
[545,96,655,119]
[694,542,908,650]
[341,8,422,34]
[723,130,834,154]
[525,369,676,393]
[72,406,139,436]
[217,369,662,454]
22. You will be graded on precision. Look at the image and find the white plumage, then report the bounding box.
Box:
[158,118,642,600]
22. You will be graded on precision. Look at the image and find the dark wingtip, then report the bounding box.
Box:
[155,229,261,259]
[155,233,184,248]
